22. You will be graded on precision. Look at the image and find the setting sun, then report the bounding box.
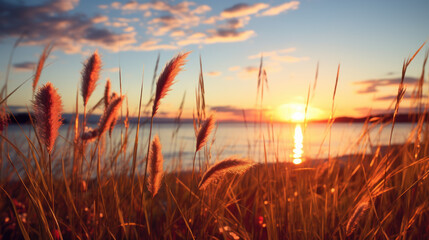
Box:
[291,111,305,123]
[1,0,428,238]
[277,103,316,122]
[277,103,324,122]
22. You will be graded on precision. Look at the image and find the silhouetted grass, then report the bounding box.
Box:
[0,45,429,240]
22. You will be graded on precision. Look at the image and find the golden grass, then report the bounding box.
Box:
[148,135,163,197]
[81,50,101,107]
[198,157,254,190]
[1,46,429,240]
[152,51,190,117]
[32,82,63,153]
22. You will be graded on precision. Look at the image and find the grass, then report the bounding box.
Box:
[0,45,429,240]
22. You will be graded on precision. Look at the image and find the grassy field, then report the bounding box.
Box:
[1,46,429,240]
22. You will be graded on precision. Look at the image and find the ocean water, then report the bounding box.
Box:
[2,121,417,172]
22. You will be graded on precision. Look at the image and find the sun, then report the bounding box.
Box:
[277,103,324,123]
[291,111,305,123]
[277,103,306,123]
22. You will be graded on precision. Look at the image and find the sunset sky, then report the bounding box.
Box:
[1,0,429,122]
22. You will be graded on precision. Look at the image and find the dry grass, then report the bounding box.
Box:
[1,46,429,240]
[81,50,101,108]
[33,82,63,153]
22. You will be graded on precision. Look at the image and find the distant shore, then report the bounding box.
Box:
[5,112,426,125]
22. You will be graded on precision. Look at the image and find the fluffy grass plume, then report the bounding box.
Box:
[81,50,101,107]
[81,127,97,142]
[198,157,254,190]
[32,43,53,94]
[152,52,190,117]
[97,94,124,136]
[148,135,164,197]
[33,82,63,153]
[104,78,111,108]
[196,114,215,152]
[346,201,370,236]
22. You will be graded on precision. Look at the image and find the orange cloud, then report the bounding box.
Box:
[249,48,309,63]
[221,3,269,18]
[260,1,300,16]
[207,71,221,76]
[131,39,177,51]
[205,29,255,44]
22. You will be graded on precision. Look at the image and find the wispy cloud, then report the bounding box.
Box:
[92,15,108,24]
[114,1,209,37]
[13,61,36,71]
[0,0,136,54]
[207,71,221,76]
[260,1,300,16]
[1,0,301,54]
[229,66,240,72]
[210,105,271,121]
[221,3,269,18]
[354,77,419,94]
[249,48,309,63]
[354,106,421,116]
[131,39,177,51]
[106,67,119,73]
[374,92,426,101]
[177,32,206,46]
[205,29,255,44]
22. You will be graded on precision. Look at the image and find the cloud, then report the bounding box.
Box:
[374,92,427,101]
[205,29,255,44]
[113,1,207,37]
[192,5,212,15]
[106,67,119,73]
[115,17,139,23]
[229,66,240,71]
[354,77,419,94]
[98,4,108,10]
[51,0,79,12]
[13,61,36,71]
[124,26,135,32]
[105,21,128,28]
[244,66,258,73]
[207,71,221,76]
[131,39,177,51]
[92,15,108,24]
[260,1,300,16]
[222,17,250,29]
[249,48,309,63]
[234,65,259,80]
[177,28,255,46]
[354,106,421,116]
[221,3,269,18]
[103,1,299,50]
[170,30,186,37]
[177,32,206,46]
[0,0,137,53]
[210,105,271,121]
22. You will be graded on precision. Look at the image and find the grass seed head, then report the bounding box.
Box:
[148,135,164,197]
[196,114,215,152]
[81,50,101,107]
[198,157,254,190]
[152,52,190,117]
[33,82,63,153]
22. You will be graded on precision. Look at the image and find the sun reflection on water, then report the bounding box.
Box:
[293,124,304,164]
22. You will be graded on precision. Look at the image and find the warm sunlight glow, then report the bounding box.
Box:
[293,124,304,164]
[277,103,323,122]
[291,111,305,123]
